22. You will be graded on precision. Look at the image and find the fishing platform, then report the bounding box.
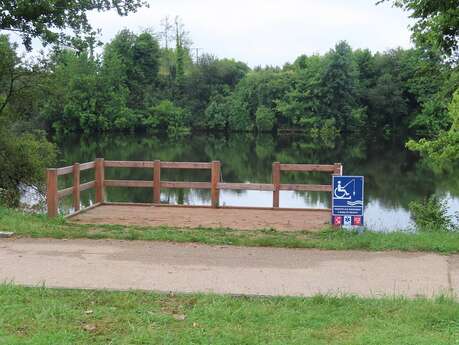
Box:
[46,159,343,232]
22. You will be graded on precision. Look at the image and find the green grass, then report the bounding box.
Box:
[0,284,458,345]
[1,207,459,253]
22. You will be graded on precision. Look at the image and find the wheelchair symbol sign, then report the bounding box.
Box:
[334,180,356,200]
[332,176,364,226]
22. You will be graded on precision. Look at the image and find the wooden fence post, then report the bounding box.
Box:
[72,163,80,211]
[211,160,221,208]
[331,163,343,226]
[333,163,343,176]
[153,160,161,204]
[47,168,58,218]
[272,162,280,208]
[95,158,105,203]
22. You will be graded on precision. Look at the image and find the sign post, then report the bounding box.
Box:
[332,176,364,227]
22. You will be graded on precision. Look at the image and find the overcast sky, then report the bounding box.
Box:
[89,0,412,67]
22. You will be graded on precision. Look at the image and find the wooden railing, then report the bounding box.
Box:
[46,158,342,217]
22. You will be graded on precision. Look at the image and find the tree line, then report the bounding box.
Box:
[2,27,457,145]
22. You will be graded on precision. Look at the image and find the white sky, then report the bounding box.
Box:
[86,0,413,67]
[6,0,412,66]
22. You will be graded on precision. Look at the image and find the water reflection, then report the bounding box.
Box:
[54,132,459,231]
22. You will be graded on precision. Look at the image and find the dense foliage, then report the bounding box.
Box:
[409,195,458,232]
[5,29,452,147]
[0,35,57,207]
[379,0,459,170]
[0,0,148,207]
[407,89,459,167]
[0,127,56,207]
[380,0,459,61]
[35,29,250,135]
[0,0,146,50]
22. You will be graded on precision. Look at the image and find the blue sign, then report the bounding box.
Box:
[332,176,364,226]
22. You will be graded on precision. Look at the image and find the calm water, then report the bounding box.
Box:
[53,132,459,231]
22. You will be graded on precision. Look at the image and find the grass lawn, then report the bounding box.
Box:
[0,284,458,345]
[1,207,459,253]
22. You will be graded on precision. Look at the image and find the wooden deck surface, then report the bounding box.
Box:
[70,204,331,232]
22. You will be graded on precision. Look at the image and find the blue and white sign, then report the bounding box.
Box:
[332,176,364,226]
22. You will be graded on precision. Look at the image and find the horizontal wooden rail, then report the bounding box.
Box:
[80,180,96,191]
[279,164,336,172]
[57,186,73,198]
[56,161,96,176]
[280,184,332,192]
[104,160,154,168]
[47,159,343,218]
[104,180,213,189]
[104,160,213,169]
[56,165,73,176]
[161,181,212,189]
[80,161,96,171]
[218,182,275,191]
[217,183,332,192]
[161,162,212,169]
[105,180,153,188]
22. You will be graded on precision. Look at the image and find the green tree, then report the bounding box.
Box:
[98,30,161,129]
[40,50,102,133]
[380,0,459,164]
[379,0,459,60]
[276,56,323,131]
[0,0,146,50]
[130,32,161,108]
[173,17,191,91]
[255,105,275,132]
[0,36,56,206]
[320,41,365,133]
[395,48,453,137]
[367,73,407,137]
[0,128,56,207]
[146,100,190,134]
[99,48,134,131]
[184,55,249,121]
[0,35,21,115]
[132,33,160,87]
[204,94,230,131]
[221,69,289,131]
[407,89,459,168]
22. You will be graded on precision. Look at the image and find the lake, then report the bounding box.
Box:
[52,132,459,231]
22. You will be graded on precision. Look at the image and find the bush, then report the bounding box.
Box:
[309,118,339,148]
[204,95,228,130]
[406,89,459,169]
[255,106,275,132]
[145,100,190,135]
[408,196,456,232]
[0,127,56,207]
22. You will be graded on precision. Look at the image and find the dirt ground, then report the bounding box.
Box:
[1,238,457,297]
[70,204,331,231]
